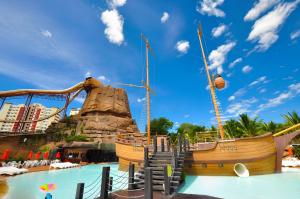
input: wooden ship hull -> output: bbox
[115,130,300,175]
[184,133,276,176]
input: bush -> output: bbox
[294,146,300,159]
[65,135,88,143]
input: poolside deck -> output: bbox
[109,190,221,199]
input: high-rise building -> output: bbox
[0,103,25,132]
[0,103,60,133]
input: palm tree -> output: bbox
[223,119,243,138]
[283,111,300,126]
[237,114,262,137]
[261,121,277,133]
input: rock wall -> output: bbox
[76,85,139,143]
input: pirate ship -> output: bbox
[115,28,300,175]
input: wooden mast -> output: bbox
[197,26,225,140]
[141,35,151,145]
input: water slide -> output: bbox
[0,77,101,123]
[234,163,249,177]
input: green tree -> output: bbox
[177,123,206,143]
[237,114,263,137]
[261,121,278,133]
[149,117,174,135]
[223,119,243,138]
[283,111,300,126]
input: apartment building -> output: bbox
[0,103,60,133]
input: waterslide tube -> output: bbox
[234,163,249,177]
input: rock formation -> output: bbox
[76,84,139,143]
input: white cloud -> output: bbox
[228,57,242,68]
[228,95,235,101]
[211,24,227,37]
[226,97,257,116]
[97,75,110,83]
[205,85,210,90]
[161,12,169,23]
[247,1,300,51]
[137,97,146,103]
[290,29,300,40]
[242,65,252,73]
[85,71,92,78]
[259,88,267,93]
[101,9,124,45]
[255,83,300,114]
[208,41,236,74]
[75,96,85,104]
[107,0,127,8]
[244,0,279,21]
[228,76,268,102]
[175,40,190,54]
[226,73,233,77]
[41,30,52,38]
[196,0,225,17]
[249,76,267,86]
[184,114,190,118]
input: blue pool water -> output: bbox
[5,164,125,199]
[5,165,300,199]
[180,167,300,199]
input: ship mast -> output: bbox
[115,35,153,145]
[142,35,151,145]
[197,26,225,140]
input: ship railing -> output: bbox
[273,123,300,137]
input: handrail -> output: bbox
[273,123,300,137]
[116,133,148,146]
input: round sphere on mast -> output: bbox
[214,74,225,89]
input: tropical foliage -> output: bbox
[283,111,300,125]
[177,123,206,143]
[149,117,174,135]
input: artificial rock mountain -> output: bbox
[76,84,139,143]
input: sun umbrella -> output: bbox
[55,152,61,159]
[28,151,33,160]
[43,151,49,159]
[35,152,41,160]
[39,183,56,192]
[1,149,10,161]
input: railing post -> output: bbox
[161,138,165,152]
[128,163,135,190]
[144,147,149,168]
[167,139,170,152]
[145,168,153,199]
[178,136,182,153]
[109,177,113,191]
[173,147,178,168]
[153,136,157,153]
[100,166,110,199]
[75,183,84,199]
[163,166,170,195]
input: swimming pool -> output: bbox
[5,165,300,199]
[5,164,124,199]
[180,167,300,199]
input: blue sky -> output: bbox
[0,0,300,131]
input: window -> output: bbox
[218,163,224,168]
[201,163,207,168]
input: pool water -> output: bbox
[5,165,300,199]
[5,164,124,199]
[180,167,300,199]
